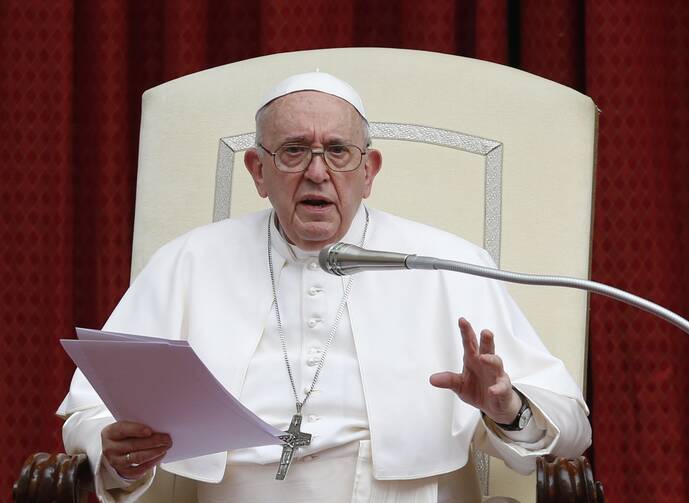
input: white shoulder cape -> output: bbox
[59,207,590,484]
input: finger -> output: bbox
[103,421,153,442]
[103,433,172,465]
[429,371,465,393]
[458,318,478,357]
[479,329,495,355]
[106,432,172,453]
[479,353,505,374]
[478,354,506,385]
[117,451,166,480]
[119,445,170,468]
[127,433,172,455]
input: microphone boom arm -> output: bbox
[319,243,689,336]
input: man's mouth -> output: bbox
[302,199,330,206]
[299,197,333,208]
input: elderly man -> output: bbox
[59,73,591,503]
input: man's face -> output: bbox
[245,91,382,251]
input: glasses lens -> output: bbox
[277,145,310,171]
[326,145,362,171]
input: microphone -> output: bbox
[318,242,689,336]
[318,242,411,275]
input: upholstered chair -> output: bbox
[14,48,603,503]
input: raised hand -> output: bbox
[430,317,522,424]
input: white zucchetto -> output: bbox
[257,72,367,120]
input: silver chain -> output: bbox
[267,209,369,414]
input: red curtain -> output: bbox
[1,1,687,502]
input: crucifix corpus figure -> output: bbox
[276,412,313,480]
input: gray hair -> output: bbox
[255,102,371,148]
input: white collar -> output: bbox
[271,204,368,263]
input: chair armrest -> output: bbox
[13,451,603,502]
[13,452,93,503]
[537,455,604,503]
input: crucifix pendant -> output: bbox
[276,413,312,480]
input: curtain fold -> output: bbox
[586,2,689,500]
[0,0,76,495]
[1,1,687,501]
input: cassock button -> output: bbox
[307,356,320,366]
[307,318,318,328]
[308,262,318,271]
[308,286,319,296]
[308,414,320,422]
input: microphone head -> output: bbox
[319,242,411,276]
[318,242,356,276]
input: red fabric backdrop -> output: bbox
[1,1,687,502]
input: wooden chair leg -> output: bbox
[13,452,93,503]
[537,455,604,503]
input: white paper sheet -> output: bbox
[61,328,285,463]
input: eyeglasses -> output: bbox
[258,143,367,173]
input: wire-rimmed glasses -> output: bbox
[259,143,367,172]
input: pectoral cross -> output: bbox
[276,413,312,480]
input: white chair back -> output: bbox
[132,48,597,502]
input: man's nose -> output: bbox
[303,151,330,183]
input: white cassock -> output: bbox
[58,205,591,503]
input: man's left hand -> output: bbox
[430,317,522,425]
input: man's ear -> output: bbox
[245,148,269,198]
[362,148,382,199]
